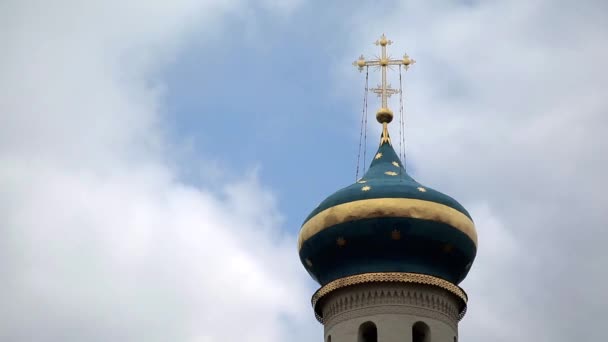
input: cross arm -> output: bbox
[387,59,406,65]
[363,60,381,66]
[371,87,400,95]
[353,59,381,71]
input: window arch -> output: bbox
[326,335,331,342]
[412,321,430,342]
[358,321,377,342]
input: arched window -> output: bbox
[358,321,377,342]
[326,335,331,342]
[412,321,430,342]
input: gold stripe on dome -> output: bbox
[311,272,468,323]
[298,198,477,250]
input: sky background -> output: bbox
[1,0,607,341]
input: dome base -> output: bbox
[312,272,468,324]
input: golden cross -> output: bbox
[353,34,415,144]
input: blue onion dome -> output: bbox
[297,132,478,287]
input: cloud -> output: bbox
[0,1,313,342]
[340,1,608,341]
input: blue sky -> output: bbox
[162,0,434,233]
[2,1,607,341]
[162,4,377,233]
[163,17,350,233]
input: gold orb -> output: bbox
[403,57,411,65]
[357,59,366,67]
[376,108,393,123]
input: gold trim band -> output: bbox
[311,272,468,323]
[298,198,477,250]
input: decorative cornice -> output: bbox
[311,272,468,323]
[323,288,460,331]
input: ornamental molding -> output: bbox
[311,272,468,323]
[321,283,460,331]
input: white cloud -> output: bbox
[0,1,313,342]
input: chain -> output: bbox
[355,66,370,180]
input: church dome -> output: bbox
[297,136,477,286]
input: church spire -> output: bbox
[299,33,477,342]
[353,34,415,145]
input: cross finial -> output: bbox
[353,34,415,144]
